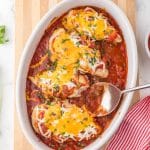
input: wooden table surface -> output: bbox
[14,0,139,149]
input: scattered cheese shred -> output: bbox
[30,54,48,69]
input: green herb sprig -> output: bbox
[0,26,9,44]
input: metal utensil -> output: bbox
[94,82,150,117]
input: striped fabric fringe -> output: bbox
[106,96,150,150]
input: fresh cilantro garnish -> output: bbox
[47,49,51,57]
[83,117,88,121]
[62,38,69,43]
[61,132,65,135]
[61,65,66,70]
[36,92,46,102]
[0,25,9,44]
[49,60,58,71]
[60,110,64,116]
[89,57,96,66]
[46,101,52,105]
[93,24,97,27]
[76,41,80,47]
[75,59,80,69]
[88,24,92,27]
[53,84,59,92]
[88,16,95,21]
[77,142,86,147]
[54,128,57,132]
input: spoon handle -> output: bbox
[121,83,150,94]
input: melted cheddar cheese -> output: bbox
[62,7,115,40]
[29,28,106,97]
[32,102,101,142]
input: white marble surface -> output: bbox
[0,0,149,150]
[0,0,14,149]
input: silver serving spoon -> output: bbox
[94,82,150,117]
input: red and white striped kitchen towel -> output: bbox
[106,96,150,150]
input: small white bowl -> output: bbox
[16,0,138,150]
[145,31,150,58]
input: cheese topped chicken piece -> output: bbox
[29,28,108,98]
[32,101,101,143]
[62,7,122,42]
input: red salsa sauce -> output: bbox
[26,6,128,150]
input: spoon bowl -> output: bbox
[94,82,150,117]
[94,82,122,117]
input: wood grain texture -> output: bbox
[114,0,135,30]
[14,0,138,149]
